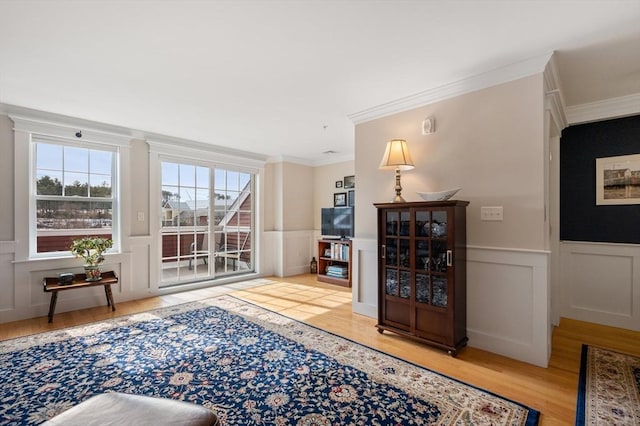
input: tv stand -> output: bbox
[317,239,351,287]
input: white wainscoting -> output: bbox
[351,238,378,318]
[467,246,550,367]
[559,241,640,330]
[263,230,316,277]
[0,241,17,312]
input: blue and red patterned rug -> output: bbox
[576,345,640,425]
[1,295,539,425]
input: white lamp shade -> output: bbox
[379,139,415,170]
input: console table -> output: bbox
[43,271,118,323]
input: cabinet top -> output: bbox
[374,200,469,208]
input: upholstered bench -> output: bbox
[42,392,220,426]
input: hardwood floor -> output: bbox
[2,273,639,425]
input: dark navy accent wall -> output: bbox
[560,114,640,244]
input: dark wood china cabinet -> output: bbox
[374,200,469,355]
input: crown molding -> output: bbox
[543,53,568,132]
[348,52,554,125]
[565,93,640,125]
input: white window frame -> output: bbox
[11,115,131,261]
[31,136,120,258]
[148,138,264,287]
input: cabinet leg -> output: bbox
[377,327,384,334]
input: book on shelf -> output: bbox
[326,265,348,278]
[328,242,350,261]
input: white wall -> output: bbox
[352,74,551,366]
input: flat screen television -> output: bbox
[321,207,354,239]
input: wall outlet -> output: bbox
[481,206,503,221]
[137,211,145,221]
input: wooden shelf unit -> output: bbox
[316,239,352,287]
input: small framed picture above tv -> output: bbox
[334,192,347,207]
[344,175,355,189]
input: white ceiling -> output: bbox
[1,0,639,164]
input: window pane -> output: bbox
[36,144,63,170]
[239,173,250,189]
[36,172,63,195]
[37,200,112,228]
[162,162,179,186]
[90,174,112,197]
[214,169,226,190]
[64,146,89,173]
[179,164,196,186]
[227,171,239,191]
[196,166,209,189]
[90,150,112,174]
[227,191,239,208]
[64,172,89,196]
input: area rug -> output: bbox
[0,295,539,425]
[576,344,640,425]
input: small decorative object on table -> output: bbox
[70,237,113,281]
[417,187,462,202]
[58,272,75,285]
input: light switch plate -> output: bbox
[481,206,503,221]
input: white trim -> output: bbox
[467,245,550,255]
[543,54,568,132]
[10,115,132,147]
[11,115,130,263]
[348,52,553,124]
[566,93,640,124]
[148,138,266,172]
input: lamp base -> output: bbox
[392,167,406,203]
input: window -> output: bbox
[33,139,117,256]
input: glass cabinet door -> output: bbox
[383,210,410,300]
[413,208,449,309]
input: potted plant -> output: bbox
[70,237,113,281]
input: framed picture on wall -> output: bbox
[596,154,640,205]
[334,192,347,207]
[344,175,355,189]
[348,190,355,207]
[335,180,343,188]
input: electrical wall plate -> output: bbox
[422,117,435,135]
